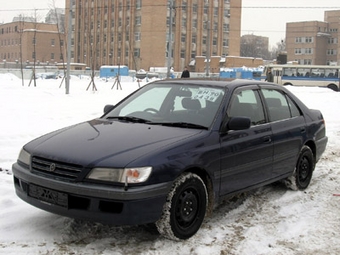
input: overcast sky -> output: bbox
[0,0,339,47]
[242,0,339,47]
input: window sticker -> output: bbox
[192,88,222,102]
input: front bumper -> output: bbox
[12,162,172,225]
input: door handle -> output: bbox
[263,136,272,143]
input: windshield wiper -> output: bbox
[148,122,207,130]
[106,116,148,123]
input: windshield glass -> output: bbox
[105,82,225,128]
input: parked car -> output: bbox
[12,79,328,240]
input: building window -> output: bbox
[295,37,302,43]
[213,22,218,30]
[305,48,312,54]
[328,38,338,44]
[135,16,141,26]
[193,4,197,13]
[327,49,337,55]
[182,17,186,27]
[305,37,313,43]
[181,34,185,43]
[51,39,55,46]
[136,0,141,9]
[51,53,55,60]
[192,35,196,44]
[303,59,312,65]
[134,48,140,57]
[181,50,185,58]
[214,7,218,17]
[213,38,217,46]
[193,19,197,28]
[135,32,141,41]
[295,48,302,54]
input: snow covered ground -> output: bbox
[0,73,340,255]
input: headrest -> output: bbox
[182,98,201,111]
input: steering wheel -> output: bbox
[143,108,159,114]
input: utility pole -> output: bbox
[205,20,211,77]
[65,0,73,94]
[167,0,174,79]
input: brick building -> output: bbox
[66,0,242,72]
[286,10,340,65]
[0,21,65,66]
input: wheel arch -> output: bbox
[327,83,339,92]
[183,167,215,216]
[304,140,316,163]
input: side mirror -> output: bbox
[227,117,251,130]
[104,104,115,114]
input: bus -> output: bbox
[261,64,340,91]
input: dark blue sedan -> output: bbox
[12,79,328,240]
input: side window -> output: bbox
[262,89,291,122]
[228,89,265,125]
[287,96,301,117]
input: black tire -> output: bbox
[327,84,338,92]
[284,145,315,191]
[156,173,208,240]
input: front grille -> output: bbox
[32,156,83,181]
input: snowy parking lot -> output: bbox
[0,74,340,254]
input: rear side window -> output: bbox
[262,89,297,122]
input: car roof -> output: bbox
[152,78,281,91]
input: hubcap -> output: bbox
[299,157,310,181]
[176,190,198,227]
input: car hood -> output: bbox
[25,119,203,167]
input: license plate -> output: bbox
[28,184,68,208]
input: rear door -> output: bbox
[219,85,274,195]
[260,87,306,177]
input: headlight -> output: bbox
[18,148,31,166]
[87,167,152,184]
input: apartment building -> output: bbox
[286,10,340,65]
[66,0,241,72]
[0,21,65,66]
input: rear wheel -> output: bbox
[156,173,208,240]
[284,146,315,190]
[327,84,338,92]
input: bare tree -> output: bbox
[86,15,97,91]
[17,15,25,86]
[48,0,67,88]
[28,9,41,87]
[269,39,286,61]
[240,35,270,59]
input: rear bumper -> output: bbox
[12,162,171,225]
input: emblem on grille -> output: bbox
[49,163,56,172]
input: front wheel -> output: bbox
[156,173,208,240]
[284,145,315,190]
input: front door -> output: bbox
[219,86,274,196]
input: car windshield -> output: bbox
[105,82,225,129]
